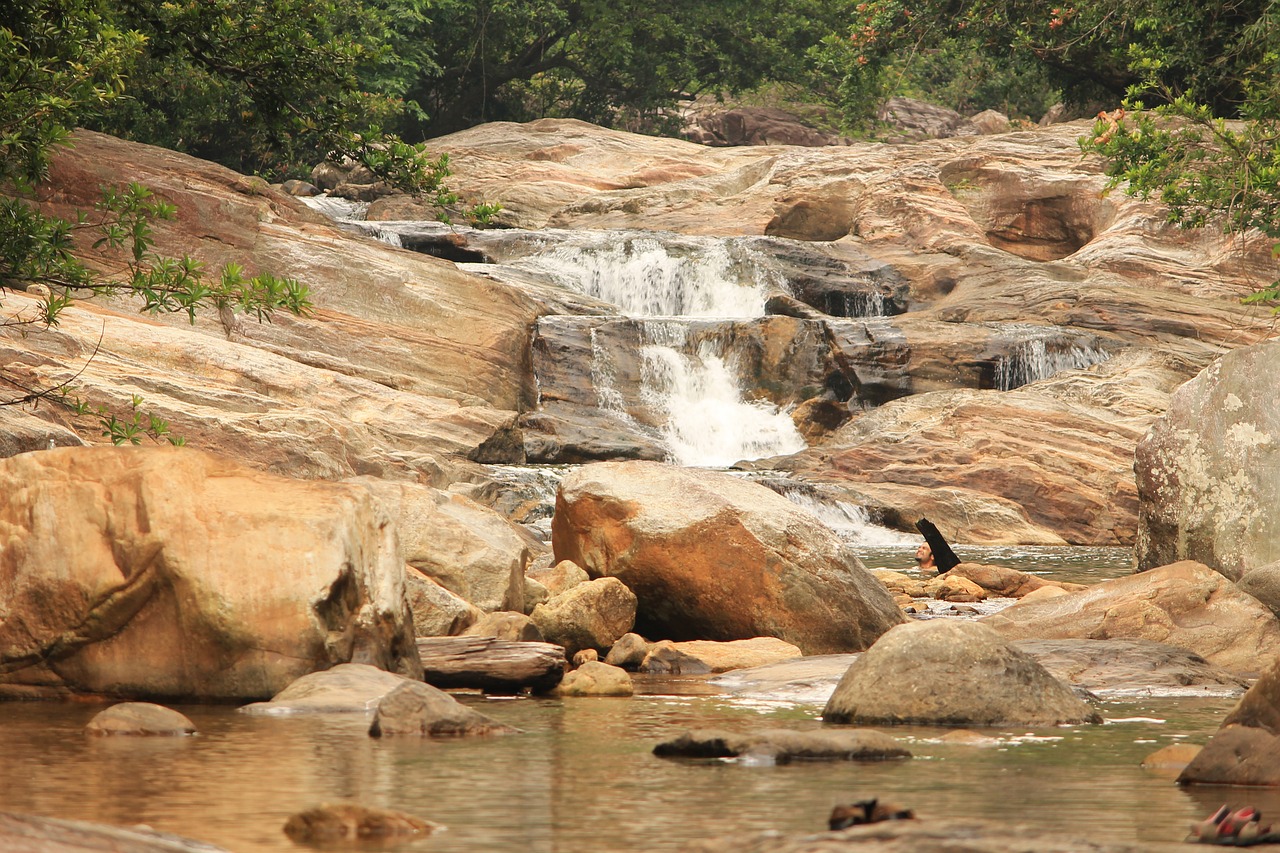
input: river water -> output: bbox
[2,208,1238,851]
[0,660,1261,853]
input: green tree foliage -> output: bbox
[1079,4,1280,309]
[823,0,1273,126]
[395,0,851,136]
[1,0,311,442]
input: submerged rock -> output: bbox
[823,620,1099,727]
[654,728,909,764]
[282,803,440,844]
[84,703,196,736]
[0,447,421,701]
[552,461,905,654]
[1011,639,1250,697]
[0,811,229,852]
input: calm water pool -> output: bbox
[0,547,1262,853]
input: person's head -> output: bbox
[915,542,935,569]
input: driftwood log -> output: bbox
[416,637,566,693]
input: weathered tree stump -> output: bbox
[416,637,566,693]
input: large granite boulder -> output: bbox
[980,561,1280,675]
[0,446,421,700]
[1178,656,1280,786]
[1135,340,1280,578]
[529,576,637,657]
[822,620,1099,727]
[551,461,905,654]
[352,478,531,613]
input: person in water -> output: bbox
[914,517,961,573]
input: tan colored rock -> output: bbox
[530,576,638,657]
[369,681,518,737]
[655,638,805,673]
[239,663,411,715]
[404,567,481,637]
[872,570,928,598]
[528,560,591,597]
[822,620,1099,727]
[640,640,712,675]
[552,461,905,654]
[5,130,545,483]
[1141,743,1202,777]
[925,574,988,602]
[604,633,650,669]
[461,611,544,642]
[283,804,440,843]
[946,563,1087,597]
[1021,585,1070,602]
[553,661,634,697]
[0,447,421,701]
[353,478,529,613]
[571,649,599,667]
[85,703,196,736]
[980,561,1280,674]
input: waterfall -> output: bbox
[509,233,781,318]
[995,337,1111,391]
[778,492,917,547]
[639,339,806,467]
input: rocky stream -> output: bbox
[3,114,1280,851]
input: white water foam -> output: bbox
[640,340,806,467]
[511,234,781,318]
[995,338,1110,390]
[781,493,918,547]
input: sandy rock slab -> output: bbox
[0,446,421,701]
[0,811,229,853]
[980,560,1280,675]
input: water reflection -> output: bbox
[0,686,1259,853]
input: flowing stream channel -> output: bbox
[7,204,1239,852]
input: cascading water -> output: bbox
[509,232,780,318]
[995,333,1112,391]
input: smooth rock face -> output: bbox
[1179,655,1280,786]
[822,620,1099,727]
[0,447,421,701]
[979,561,1280,674]
[239,663,412,715]
[0,810,231,853]
[1136,341,1280,578]
[530,576,638,657]
[1010,640,1250,697]
[369,681,518,737]
[84,703,196,736]
[551,461,906,654]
